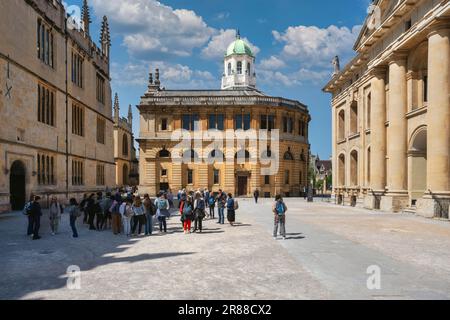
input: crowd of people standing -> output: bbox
[23,186,289,241]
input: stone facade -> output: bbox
[0,0,115,212]
[138,72,310,197]
[324,0,450,218]
[113,93,139,187]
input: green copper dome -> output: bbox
[225,36,254,58]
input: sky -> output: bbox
[67,0,371,159]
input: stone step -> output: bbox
[403,207,417,214]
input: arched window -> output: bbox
[338,154,346,186]
[350,101,358,134]
[247,62,251,75]
[208,149,225,163]
[158,149,171,158]
[350,150,358,186]
[227,63,231,75]
[338,109,345,141]
[283,151,294,161]
[122,134,129,156]
[237,61,242,75]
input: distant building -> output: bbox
[323,0,450,217]
[0,0,114,212]
[137,33,311,198]
[113,94,138,187]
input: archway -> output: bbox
[10,161,26,210]
[408,127,427,206]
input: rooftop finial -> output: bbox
[81,0,91,36]
[100,16,111,57]
[155,68,160,86]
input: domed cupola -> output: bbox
[221,30,256,90]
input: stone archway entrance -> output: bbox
[10,160,26,211]
[408,128,427,206]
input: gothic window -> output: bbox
[37,84,55,127]
[71,51,83,88]
[96,164,105,186]
[237,61,242,75]
[72,159,84,186]
[72,104,84,136]
[37,153,55,185]
[37,19,54,68]
[96,74,105,104]
[122,134,129,156]
[96,117,106,144]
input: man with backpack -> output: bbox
[272,195,288,240]
[155,193,170,233]
[208,193,216,219]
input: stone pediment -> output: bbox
[354,0,402,50]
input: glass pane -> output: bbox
[217,114,224,131]
[260,115,267,129]
[182,115,190,130]
[235,115,242,130]
[244,114,251,130]
[209,114,216,129]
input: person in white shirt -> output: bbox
[120,199,133,237]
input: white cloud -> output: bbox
[201,29,260,60]
[111,62,217,89]
[272,24,361,68]
[92,0,215,58]
[259,56,286,70]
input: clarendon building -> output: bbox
[323,0,450,218]
[0,0,115,212]
[138,34,311,198]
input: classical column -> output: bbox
[417,24,450,217]
[427,26,450,193]
[369,67,387,195]
[384,52,409,211]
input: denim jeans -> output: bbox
[218,207,225,224]
[145,214,153,235]
[273,215,286,237]
[27,215,33,235]
[70,216,78,238]
[159,216,167,232]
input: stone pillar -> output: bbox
[368,67,387,209]
[418,25,450,218]
[382,53,409,212]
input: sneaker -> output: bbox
[283,237,286,240]
[273,236,277,240]
[51,232,55,236]
[32,236,41,240]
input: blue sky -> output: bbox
[67,0,370,159]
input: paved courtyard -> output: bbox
[1,198,450,300]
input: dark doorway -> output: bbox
[159,183,169,192]
[237,176,248,197]
[10,161,26,211]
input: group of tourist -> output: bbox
[23,186,288,240]
[176,188,239,234]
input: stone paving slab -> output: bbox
[0,207,328,300]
